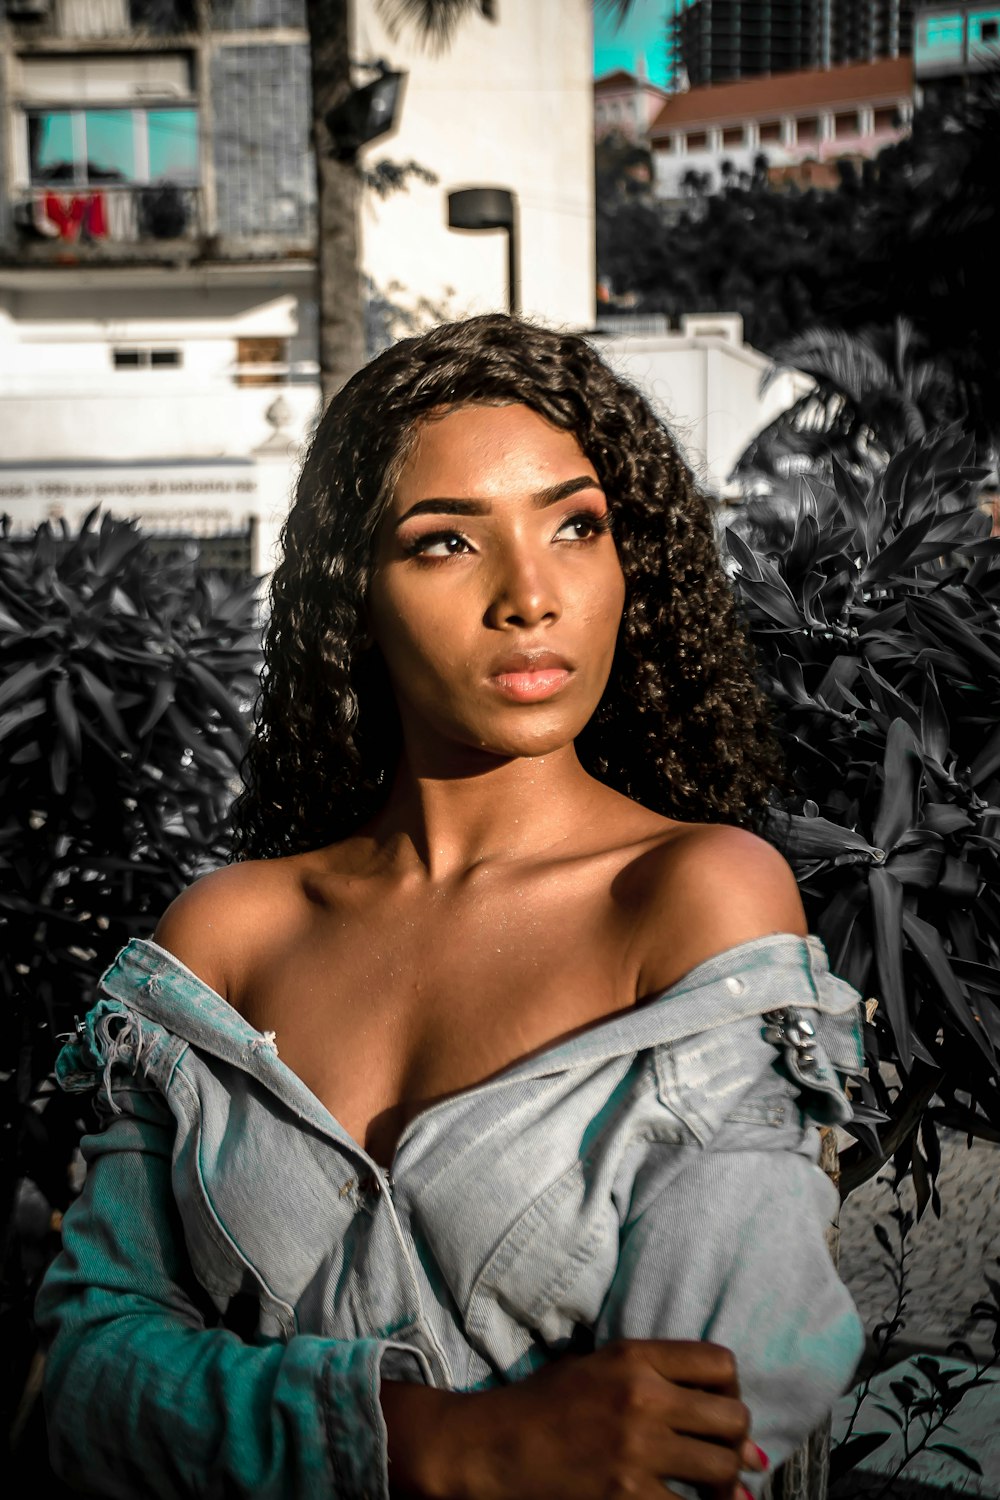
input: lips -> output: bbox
[488,649,573,703]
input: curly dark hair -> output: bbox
[231,314,783,859]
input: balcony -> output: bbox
[3,0,197,38]
[11,183,204,262]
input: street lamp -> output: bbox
[447,187,519,316]
[325,62,407,160]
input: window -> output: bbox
[113,347,182,368]
[235,337,288,387]
[685,131,708,152]
[796,116,819,143]
[872,106,899,133]
[27,108,198,187]
[758,120,782,143]
[979,18,999,43]
[834,111,858,138]
[722,125,743,147]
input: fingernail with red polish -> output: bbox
[741,1486,754,1500]
[754,1445,770,1471]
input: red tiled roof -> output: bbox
[649,55,913,136]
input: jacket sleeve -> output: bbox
[35,1074,431,1500]
[593,974,866,1486]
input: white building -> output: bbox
[0,0,595,567]
[592,315,812,499]
[650,54,914,197]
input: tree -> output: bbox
[598,77,1000,448]
[311,0,635,401]
[736,319,974,486]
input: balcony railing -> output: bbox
[3,0,197,37]
[15,184,203,248]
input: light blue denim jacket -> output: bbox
[37,932,865,1500]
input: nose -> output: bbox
[484,541,561,630]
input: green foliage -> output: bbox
[0,512,259,1450]
[727,435,1000,1193]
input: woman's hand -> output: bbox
[382,1339,765,1500]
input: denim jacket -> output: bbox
[37,932,865,1500]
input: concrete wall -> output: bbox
[355,0,595,332]
[593,319,811,496]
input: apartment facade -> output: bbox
[667,1,914,88]
[913,2,1000,83]
[0,0,595,565]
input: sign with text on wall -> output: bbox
[0,464,260,536]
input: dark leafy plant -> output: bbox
[829,1171,999,1498]
[726,433,1000,1197]
[0,512,260,1466]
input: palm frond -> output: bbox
[375,0,495,49]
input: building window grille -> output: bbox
[796,116,820,143]
[722,125,743,147]
[112,347,182,368]
[834,111,859,138]
[758,120,782,143]
[26,108,198,188]
[685,130,708,152]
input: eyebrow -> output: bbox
[393,475,605,529]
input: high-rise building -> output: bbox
[667,1,914,89]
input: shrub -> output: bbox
[0,512,260,1460]
[727,433,1000,1201]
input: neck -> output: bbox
[365,738,602,881]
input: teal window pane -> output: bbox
[29,113,77,183]
[148,110,199,184]
[85,111,136,183]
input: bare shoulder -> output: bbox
[152,857,310,1001]
[629,822,807,998]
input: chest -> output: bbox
[237,874,641,1166]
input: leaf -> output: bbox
[0,655,57,715]
[869,868,915,1070]
[724,527,764,583]
[137,676,175,738]
[52,672,81,761]
[0,696,47,746]
[828,1431,891,1482]
[75,664,133,750]
[185,660,248,738]
[863,512,939,584]
[970,721,1000,787]
[780,814,874,863]
[902,910,996,1064]
[929,1444,983,1474]
[874,1222,893,1255]
[873,718,923,854]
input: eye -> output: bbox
[401,529,474,559]
[554,511,612,543]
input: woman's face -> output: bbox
[367,402,626,763]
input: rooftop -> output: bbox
[649,55,914,135]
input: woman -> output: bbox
[37,315,864,1500]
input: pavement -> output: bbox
[833,1129,1000,1495]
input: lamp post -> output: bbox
[446,187,519,316]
